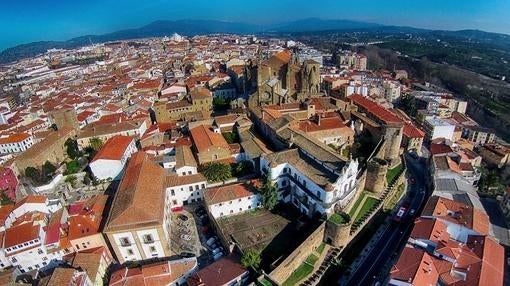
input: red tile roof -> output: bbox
[187,256,247,286]
[403,123,425,138]
[204,182,258,205]
[91,135,134,162]
[0,133,31,144]
[189,125,229,153]
[4,223,40,248]
[348,94,402,124]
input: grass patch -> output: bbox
[329,213,347,225]
[316,243,326,255]
[282,263,314,286]
[386,164,404,184]
[384,183,406,211]
[354,197,379,223]
[305,254,319,266]
[257,277,274,286]
[348,192,368,217]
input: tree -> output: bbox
[42,161,57,175]
[201,162,232,182]
[65,138,80,159]
[89,137,103,151]
[65,175,77,188]
[65,160,80,175]
[25,167,41,183]
[261,171,278,211]
[241,249,261,271]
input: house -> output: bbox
[390,215,504,286]
[297,115,354,148]
[477,143,510,169]
[103,152,171,263]
[189,124,232,165]
[0,133,34,154]
[70,246,114,286]
[89,135,137,180]
[204,182,262,218]
[109,257,198,286]
[0,167,18,201]
[187,256,248,286]
[77,118,148,149]
[46,267,91,286]
[14,127,76,173]
[166,174,207,210]
[261,147,359,216]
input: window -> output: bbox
[42,257,48,261]
[219,203,222,206]
[201,184,205,188]
[230,210,234,214]
[120,237,131,247]
[188,171,192,175]
[195,185,199,191]
[239,208,242,211]
[28,267,33,271]
[149,246,157,253]
[37,249,43,254]
[42,262,47,266]
[238,199,242,202]
[220,212,224,216]
[248,206,252,209]
[11,257,16,263]
[143,234,154,244]
[182,172,186,176]
[35,264,39,268]
[127,249,134,255]
[171,190,175,196]
[189,186,193,192]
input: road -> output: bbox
[344,155,429,286]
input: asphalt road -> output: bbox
[345,155,429,286]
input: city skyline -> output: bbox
[1,0,510,50]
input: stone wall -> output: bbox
[365,158,388,195]
[324,220,351,248]
[269,222,326,285]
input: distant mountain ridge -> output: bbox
[1,18,509,64]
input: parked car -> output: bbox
[212,247,222,255]
[206,237,216,246]
[213,252,224,261]
[180,252,195,258]
[180,234,192,241]
[178,214,189,221]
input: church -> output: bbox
[251,49,321,106]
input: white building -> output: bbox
[204,182,262,218]
[423,117,456,141]
[0,133,34,154]
[89,135,137,180]
[261,148,359,216]
[166,174,208,210]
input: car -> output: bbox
[393,207,407,222]
[178,214,189,221]
[206,237,216,246]
[180,252,196,258]
[409,209,416,216]
[212,247,222,255]
[213,252,224,261]
[180,234,192,241]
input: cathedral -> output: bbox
[250,49,321,106]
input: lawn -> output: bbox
[316,243,326,255]
[386,164,404,184]
[353,197,379,223]
[305,254,319,266]
[329,213,347,225]
[257,277,274,286]
[384,183,406,211]
[348,192,368,217]
[282,263,314,286]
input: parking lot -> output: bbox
[172,204,226,268]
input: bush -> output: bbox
[65,160,80,175]
[201,162,232,182]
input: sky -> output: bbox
[1,0,510,51]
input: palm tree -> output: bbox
[89,137,103,151]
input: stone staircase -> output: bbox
[300,247,342,286]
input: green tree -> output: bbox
[65,160,80,175]
[241,249,261,271]
[65,175,77,188]
[201,162,232,182]
[89,137,103,151]
[65,138,80,159]
[261,171,278,211]
[25,167,41,183]
[222,132,239,144]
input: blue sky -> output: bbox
[1,0,510,50]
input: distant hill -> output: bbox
[1,18,510,64]
[265,18,382,32]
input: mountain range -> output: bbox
[1,18,509,64]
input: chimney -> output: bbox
[262,110,265,120]
[317,114,321,126]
